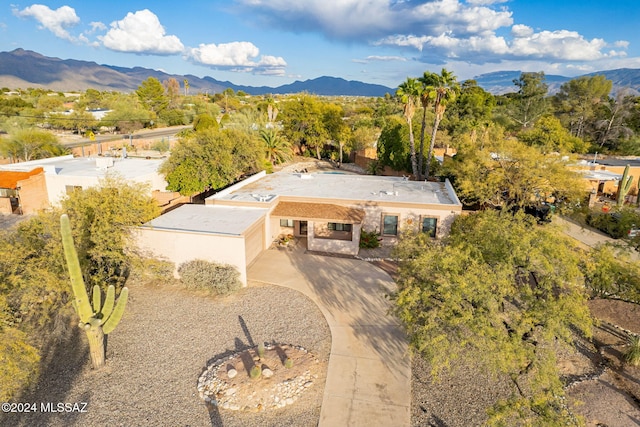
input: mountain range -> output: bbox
[2,49,640,97]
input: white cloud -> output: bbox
[378,27,626,63]
[366,55,408,62]
[99,9,184,54]
[186,42,287,75]
[236,0,512,39]
[237,0,628,69]
[510,30,624,61]
[88,21,106,33]
[465,0,508,4]
[511,24,533,38]
[14,4,80,41]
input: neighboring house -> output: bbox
[0,167,48,214]
[136,170,463,285]
[0,155,168,211]
[573,158,634,199]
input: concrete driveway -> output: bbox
[555,217,640,262]
[247,246,411,427]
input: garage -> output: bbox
[135,204,268,285]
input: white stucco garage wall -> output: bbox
[135,227,249,285]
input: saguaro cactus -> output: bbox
[60,214,128,369]
[617,164,633,206]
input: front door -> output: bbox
[299,221,308,236]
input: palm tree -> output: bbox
[261,128,292,165]
[417,72,438,180]
[424,69,459,180]
[396,78,422,178]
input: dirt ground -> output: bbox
[568,299,640,427]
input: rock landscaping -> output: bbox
[198,344,324,412]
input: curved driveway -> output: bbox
[248,246,411,427]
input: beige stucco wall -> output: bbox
[0,198,12,214]
[355,203,458,239]
[307,221,361,255]
[134,228,249,285]
[18,172,49,214]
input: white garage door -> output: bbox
[244,219,264,266]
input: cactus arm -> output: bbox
[92,285,101,314]
[102,287,128,335]
[100,285,116,321]
[617,165,633,206]
[60,214,93,324]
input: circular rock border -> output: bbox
[198,344,322,412]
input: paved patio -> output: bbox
[247,246,411,427]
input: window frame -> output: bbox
[328,222,352,232]
[279,219,294,227]
[381,214,399,236]
[421,216,438,238]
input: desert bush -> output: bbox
[0,327,40,401]
[625,335,640,367]
[359,229,380,249]
[177,260,242,295]
[586,207,640,239]
[129,257,175,287]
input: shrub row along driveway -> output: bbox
[248,245,411,427]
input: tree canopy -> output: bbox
[0,177,159,400]
[446,138,584,210]
[393,210,592,425]
[160,127,263,196]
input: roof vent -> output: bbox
[95,157,114,169]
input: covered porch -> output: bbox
[271,201,365,256]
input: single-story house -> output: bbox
[0,167,47,214]
[0,155,168,212]
[136,170,463,285]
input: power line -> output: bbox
[0,111,157,124]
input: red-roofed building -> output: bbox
[0,167,48,214]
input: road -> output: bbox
[61,125,191,148]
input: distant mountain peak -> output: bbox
[0,49,394,96]
[1,49,640,96]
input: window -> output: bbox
[382,215,399,236]
[280,219,294,227]
[328,222,352,232]
[421,217,437,238]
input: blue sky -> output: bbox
[1,1,639,89]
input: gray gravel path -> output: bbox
[1,282,331,427]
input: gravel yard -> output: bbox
[1,282,331,427]
[4,261,640,427]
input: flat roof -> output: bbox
[210,172,461,207]
[0,155,164,179]
[140,204,267,236]
[580,170,623,181]
[0,167,43,189]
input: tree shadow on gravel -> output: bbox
[0,325,91,427]
[203,316,259,427]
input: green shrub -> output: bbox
[284,357,294,368]
[177,259,242,295]
[0,327,40,401]
[625,335,640,367]
[257,342,265,359]
[250,364,262,379]
[586,207,640,239]
[129,257,175,287]
[359,229,380,249]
